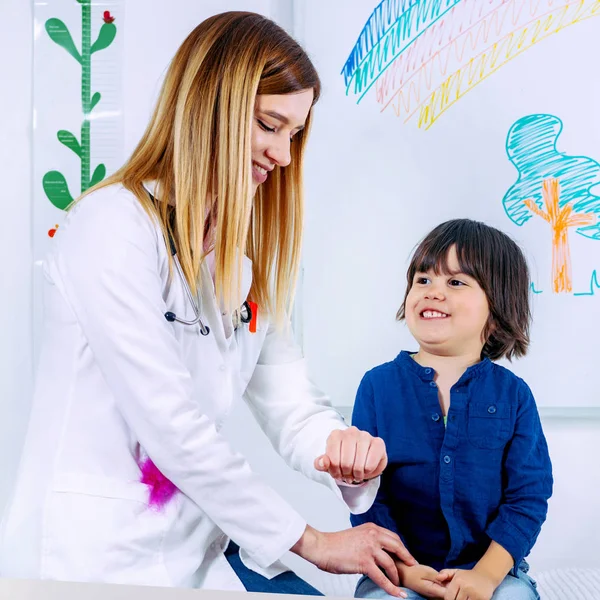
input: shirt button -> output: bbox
[432,413,440,422]
[488,405,497,414]
[429,381,437,387]
[424,368,432,374]
[443,455,451,464]
[219,364,226,372]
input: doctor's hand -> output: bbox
[314,426,387,484]
[291,524,416,598]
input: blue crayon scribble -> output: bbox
[341,0,462,103]
[503,114,600,241]
[530,282,543,294]
[574,270,600,296]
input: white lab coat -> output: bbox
[0,183,378,591]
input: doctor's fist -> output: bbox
[314,426,387,484]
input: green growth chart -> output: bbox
[42,1,117,211]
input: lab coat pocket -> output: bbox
[41,473,173,586]
[467,402,511,450]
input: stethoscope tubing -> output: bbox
[164,254,211,335]
[163,238,253,336]
[153,191,252,337]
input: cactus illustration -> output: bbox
[43,3,117,210]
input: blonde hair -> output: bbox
[80,11,320,322]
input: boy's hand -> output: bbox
[397,562,447,599]
[314,426,387,483]
[436,568,496,600]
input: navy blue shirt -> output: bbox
[350,351,553,572]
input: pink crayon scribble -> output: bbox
[139,457,178,510]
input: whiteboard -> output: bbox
[294,0,600,409]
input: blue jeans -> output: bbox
[355,561,539,600]
[225,541,324,596]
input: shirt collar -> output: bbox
[394,350,491,384]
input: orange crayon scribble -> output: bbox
[524,178,596,294]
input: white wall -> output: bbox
[528,419,600,568]
[0,0,34,520]
[0,3,598,595]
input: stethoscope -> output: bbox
[147,191,253,337]
[163,231,253,336]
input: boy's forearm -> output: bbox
[473,540,514,588]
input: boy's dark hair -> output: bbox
[396,219,531,361]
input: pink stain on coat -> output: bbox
[139,457,178,510]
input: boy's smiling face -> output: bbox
[405,245,491,358]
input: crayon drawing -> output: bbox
[341,0,600,129]
[573,270,600,296]
[503,114,599,294]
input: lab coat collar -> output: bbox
[141,180,253,295]
[141,181,254,345]
[199,254,253,351]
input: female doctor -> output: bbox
[0,11,413,598]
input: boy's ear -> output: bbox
[482,314,497,344]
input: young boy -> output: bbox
[352,219,552,600]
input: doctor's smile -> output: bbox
[250,92,310,190]
[251,161,271,184]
